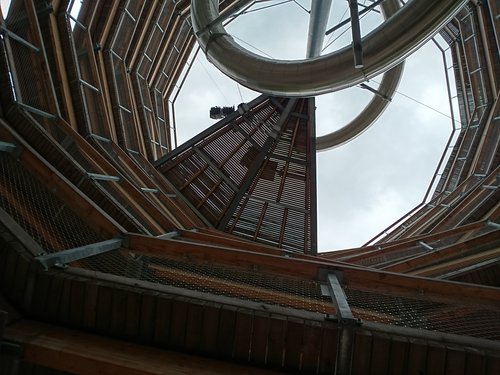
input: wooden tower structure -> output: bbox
[0,1,499,374]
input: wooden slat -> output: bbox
[185,302,203,351]
[44,273,64,321]
[486,356,500,375]
[200,302,220,355]
[407,341,428,375]
[124,289,141,339]
[445,347,465,374]
[300,321,322,373]
[95,285,113,332]
[28,268,52,319]
[68,277,87,327]
[250,312,270,365]
[4,320,286,375]
[110,287,128,335]
[152,295,171,346]
[266,314,286,368]
[318,326,337,374]
[465,350,487,375]
[217,306,237,357]
[426,344,446,375]
[351,332,372,374]
[232,308,253,362]
[57,275,74,325]
[169,297,188,348]
[83,281,99,330]
[283,317,303,371]
[12,253,31,307]
[370,334,392,374]
[138,291,158,342]
[388,337,409,374]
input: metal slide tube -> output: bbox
[316,62,404,151]
[191,0,467,96]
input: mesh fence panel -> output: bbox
[345,287,500,341]
[73,248,334,314]
[0,153,103,252]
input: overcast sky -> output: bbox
[173,0,459,251]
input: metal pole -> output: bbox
[306,0,333,58]
[348,0,363,68]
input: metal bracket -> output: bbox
[418,241,434,252]
[35,238,122,270]
[87,173,120,182]
[0,141,16,153]
[327,273,361,375]
[141,187,159,193]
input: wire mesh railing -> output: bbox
[345,286,500,341]
[72,248,334,315]
[0,152,103,253]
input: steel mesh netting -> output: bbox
[0,153,103,252]
[74,249,334,314]
[345,287,500,341]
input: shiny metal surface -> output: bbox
[191,0,467,96]
[306,0,333,58]
[316,62,404,151]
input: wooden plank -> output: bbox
[283,317,303,372]
[351,332,372,374]
[486,355,500,375]
[5,320,287,375]
[124,290,142,339]
[300,321,322,373]
[217,306,237,358]
[0,309,6,340]
[250,312,270,365]
[44,274,64,322]
[370,333,392,375]
[200,302,220,354]
[232,308,254,362]
[68,277,87,327]
[57,275,74,325]
[153,295,172,346]
[95,285,113,332]
[83,281,99,330]
[407,340,428,375]
[318,326,337,374]
[426,344,447,375]
[445,347,466,374]
[28,269,52,319]
[185,302,203,351]
[12,254,31,307]
[2,249,19,300]
[266,314,286,369]
[110,287,128,335]
[169,297,188,348]
[388,339,410,375]
[465,350,486,375]
[138,291,158,342]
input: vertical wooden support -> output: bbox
[0,310,7,343]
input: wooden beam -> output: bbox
[0,310,7,342]
[382,230,500,274]
[4,320,285,375]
